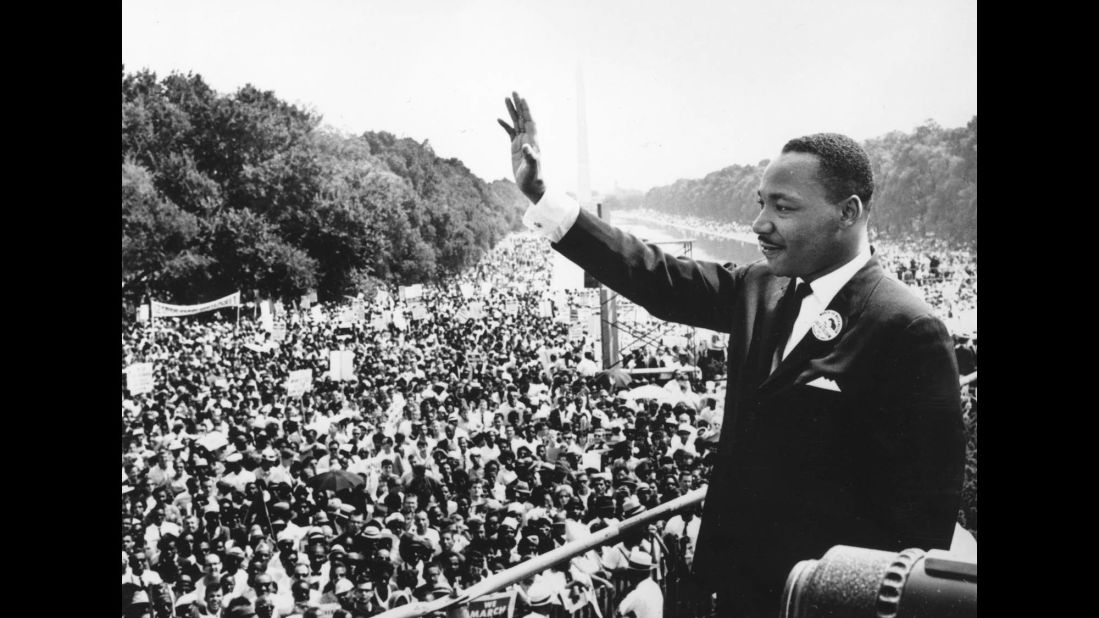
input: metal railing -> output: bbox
[374,488,708,618]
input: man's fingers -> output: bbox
[518,95,533,126]
[497,119,516,140]
[506,95,521,131]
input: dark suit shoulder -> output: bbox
[864,272,944,329]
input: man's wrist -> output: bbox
[522,187,580,242]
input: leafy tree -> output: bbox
[121,68,527,313]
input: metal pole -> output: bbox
[597,203,620,370]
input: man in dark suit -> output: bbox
[498,92,964,617]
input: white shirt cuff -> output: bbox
[522,188,581,243]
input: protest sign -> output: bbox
[136,306,149,323]
[375,288,390,307]
[329,350,356,381]
[126,363,154,395]
[662,334,688,350]
[460,283,475,298]
[285,369,312,397]
[466,591,514,618]
[272,322,287,342]
[568,324,585,341]
[581,451,602,472]
[504,301,518,316]
[399,284,424,300]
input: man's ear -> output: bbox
[838,195,864,227]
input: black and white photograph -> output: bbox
[121,2,977,617]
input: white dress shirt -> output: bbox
[779,249,872,362]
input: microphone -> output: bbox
[781,545,976,618]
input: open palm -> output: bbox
[498,92,546,202]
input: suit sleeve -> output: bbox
[861,315,965,550]
[553,209,744,333]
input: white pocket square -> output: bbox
[806,376,842,392]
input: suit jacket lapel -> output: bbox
[758,257,885,393]
[747,277,793,383]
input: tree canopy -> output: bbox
[121,67,527,309]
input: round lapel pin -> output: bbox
[811,310,843,341]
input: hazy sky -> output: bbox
[122,0,976,196]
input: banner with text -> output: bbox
[466,590,515,618]
[151,292,240,318]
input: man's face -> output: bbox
[403,495,418,514]
[309,547,326,571]
[253,573,275,595]
[293,564,311,581]
[754,152,849,280]
[204,586,223,612]
[205,555,222,577]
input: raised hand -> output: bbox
[497,92,546,203]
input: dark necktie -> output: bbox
[769,281,813,373]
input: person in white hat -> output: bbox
[221,452,256,494]
[617,549,663,618]
[520,581,557,618]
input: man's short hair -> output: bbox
[781,133,874,209]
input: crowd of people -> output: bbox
[122,234,725,618]
[121,229,976,618]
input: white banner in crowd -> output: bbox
[136,306,149,323]
[329,350,356,381]
[538,300,553,318]
[150,292,240,318]
[460,283,475,298]
[581,451,602,473]
[126,363,154,395]
[399,284,424,300]
[272,322,287,342]
[285,369,312,397]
